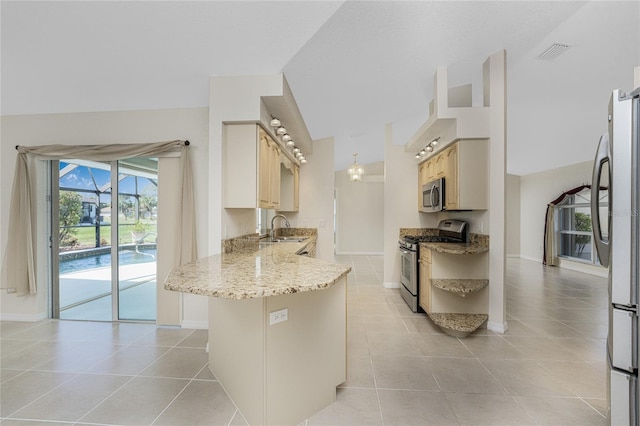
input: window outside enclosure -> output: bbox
[58,159,158,250]
[556,187,608,265]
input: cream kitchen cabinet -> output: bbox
[279,158,299,212]
[259,127,281,209]
[444,144,458,210]
[444,139,487,210]
[224,123,281,209]
[434,152,446,177]
[417,158,435,211]
[418,248,432,312]
[417,139,487,211]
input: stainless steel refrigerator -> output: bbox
[592,86,640,425]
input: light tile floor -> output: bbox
[0,257,607,425]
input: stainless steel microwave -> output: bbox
[422,178,444,213]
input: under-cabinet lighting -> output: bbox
[416,137,441,159]
[269,116,306,165]
[270,117,281,128]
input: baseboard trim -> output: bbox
[0,312,48,322]
[519,255,540,263]
[557,258,608,278]
[487,320,508,334]
[181,320,208,330]
[383,282,401,289]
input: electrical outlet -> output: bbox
[269,308,288,325]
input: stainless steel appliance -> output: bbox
[398,219,468,312]
[422,177,445,213]
[591,87,640,426]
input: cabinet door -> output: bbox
[419,250,432,313]
[425,159,435,181]
[418,163,426,211]
[269,143,281,208]
[293,165,300,211]
[258,131,272,208]
[435,153,446,177]
[445,144,458,210]
[418,160,435,211]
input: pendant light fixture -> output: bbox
[347,153,364,182]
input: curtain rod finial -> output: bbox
[184,140,190,146]
[15,145,19,150]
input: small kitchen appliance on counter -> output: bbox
[398,219,468,312]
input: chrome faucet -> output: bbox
[270,214,291,240]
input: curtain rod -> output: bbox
[15,140,190,150]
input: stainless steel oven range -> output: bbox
[398,220,469,312]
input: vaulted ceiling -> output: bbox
[2,1,638,175]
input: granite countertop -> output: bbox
[163,237,351,300]
[420,242,489,254]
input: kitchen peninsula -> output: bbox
[164,236,350,425]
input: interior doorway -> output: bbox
[51,158,158,321]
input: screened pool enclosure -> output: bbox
[55,158,159,321]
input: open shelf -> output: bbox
[431,279,488,297]
[428,312,488,338]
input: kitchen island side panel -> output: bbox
[265,277,346,425]
[208,277,347,426]
[208,296,266,424]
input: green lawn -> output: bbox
[61,222,158,249]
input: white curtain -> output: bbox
[1,140,196,296]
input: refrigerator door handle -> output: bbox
[591,132,612,267]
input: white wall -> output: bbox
[0,108,210,324]
[298,137,335,262]
[383,124,438,288]
[506,174,521,257]
[520,160,593,262]
[334,161,384,255]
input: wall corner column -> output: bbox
[486,50,508,334]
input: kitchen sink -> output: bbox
[270,237,307,243]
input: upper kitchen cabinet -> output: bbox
[417,159,435,211]
[444,140,488,210]
[224,123,282,209]
[279,156,299,212]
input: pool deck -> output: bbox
[60,262,156,321]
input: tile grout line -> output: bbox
[77,327,199,425]
[1,321,154,421]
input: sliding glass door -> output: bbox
[116,158,158,321]
[52,158,158,321]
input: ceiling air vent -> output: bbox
[537,42,573,61]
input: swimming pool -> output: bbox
[59,248,157,274]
